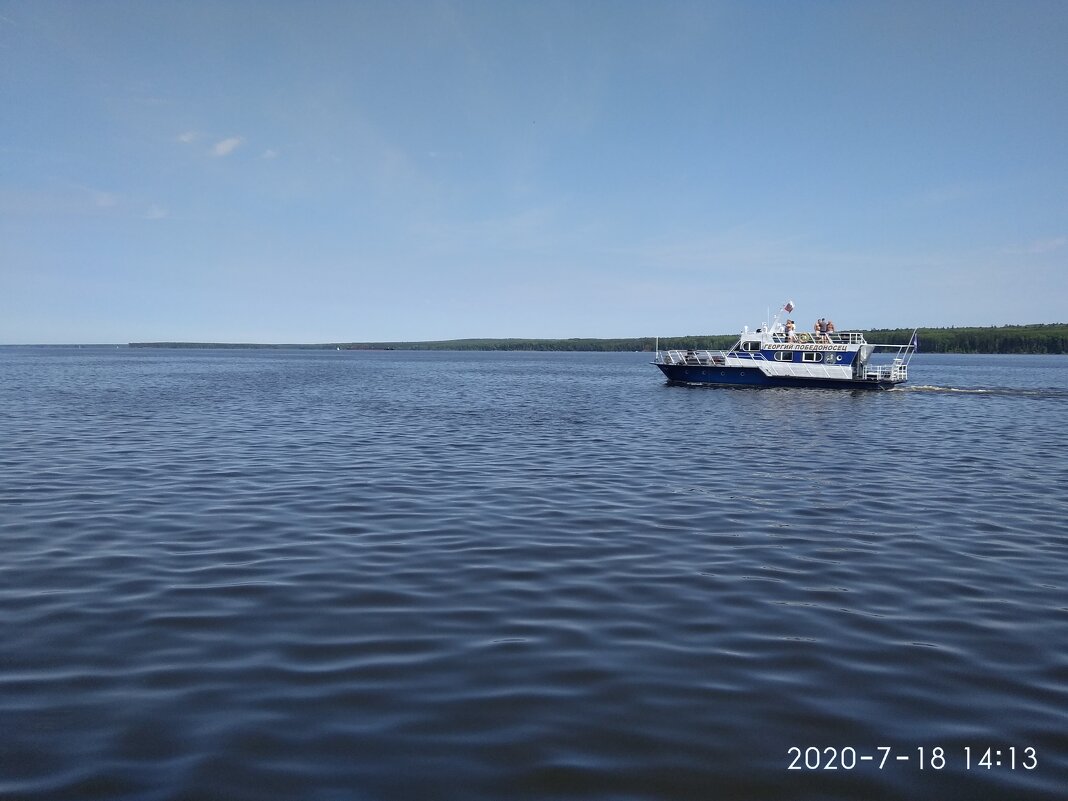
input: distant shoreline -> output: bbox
[128,324,1068,354]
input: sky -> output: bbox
[2,0,1066,343]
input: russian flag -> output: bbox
[783,300,794,313]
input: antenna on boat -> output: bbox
[905,328,918,365]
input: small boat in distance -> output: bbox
[654,304,916,389]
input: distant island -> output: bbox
[130,323,1068,354]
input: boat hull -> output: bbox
[655,363,900,390]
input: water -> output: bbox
[2,348,1066,800]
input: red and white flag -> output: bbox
[783,300,795,313]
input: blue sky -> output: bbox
[2,1,1066,343]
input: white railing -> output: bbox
[864,359,908,381]
[659,349,728,366]
[771,330,866,345]
[659,332,868,362]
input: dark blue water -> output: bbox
[2,348,1067,800]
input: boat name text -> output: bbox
[765,344,848,352]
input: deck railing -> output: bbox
[659,349,726,366]
[772,331,866,345]
[864,359,908,382]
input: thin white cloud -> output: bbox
[261,148,279,160]
[211,136,243,157]
[144,204,168,220]
[1002,237,1066,256]
[0,186,118,215]
[93,191,118,208]
[177,131,199,144]
[1026,237,1066,254]
[919,185,973,206]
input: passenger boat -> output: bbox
[653,305,916,389]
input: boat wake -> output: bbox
[895,385,1068,399]
[897,385,993,394]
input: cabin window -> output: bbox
[741,341,760,352]
[774,351,795,362]
[802,352,823,363]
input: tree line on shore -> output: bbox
[862,324,1068,354]
[129,323,1068,354]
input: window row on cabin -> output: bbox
[775,351,844,362]
[736,342,846,363]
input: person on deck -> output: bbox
[816,318,831,343]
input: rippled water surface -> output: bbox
[2,348,1067,800]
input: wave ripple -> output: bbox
[1,349,1067,800]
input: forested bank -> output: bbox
[130,323,1068,354]
[862,324,1068,354]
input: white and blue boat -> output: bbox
[654,304,916,389]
